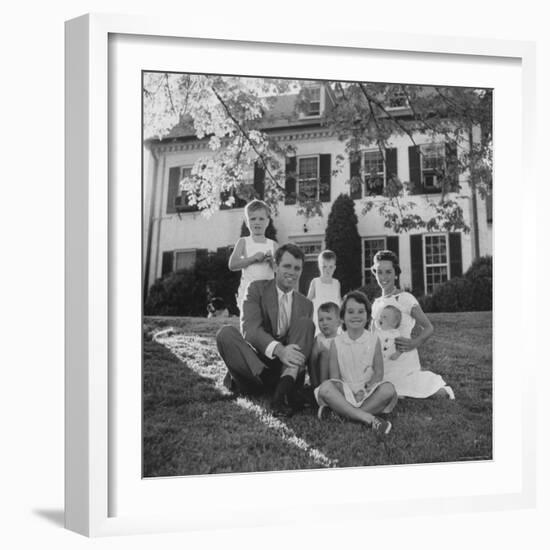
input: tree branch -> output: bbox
[210,85,286,194]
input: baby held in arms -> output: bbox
[375,305,402,361]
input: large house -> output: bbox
[143,83,492,301]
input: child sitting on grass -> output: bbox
[315,291,397,436]
[308,302,340,388]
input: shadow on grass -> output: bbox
[144,339,337,477]
[144,313,493,477]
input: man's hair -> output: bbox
[317,301,340,318]
[244,199,270,218]
[318,249,337,263]
[274,243,305,265]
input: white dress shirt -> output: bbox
[265,287,293,359]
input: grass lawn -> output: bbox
[143,312,492,477]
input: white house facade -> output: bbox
[143,87,492,300]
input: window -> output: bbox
[295,240,323,260]
[363,238,386,285]
[421,143,445,190]
[174,167,198,212]
[423,234,449,294]
[386,89,409,110]
[174,249,197,271]
[298,156,320,200]
[300,85,323,118]
[363,151,385,195]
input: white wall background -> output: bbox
[1,1,547,548]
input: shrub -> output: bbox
[416,255,493,313]
[431,277,475,312]
[355,281,381,304]
[325,194,362,294]
[416,293,435,313]
[464,255,492,311]
[144,253,240,316]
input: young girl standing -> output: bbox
[307,250,342,335]
[315,291,397,435]
[229,200,277,312]
[370,250,455,399]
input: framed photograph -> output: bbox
[65,13,536,537]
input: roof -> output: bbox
[149,92,323,144]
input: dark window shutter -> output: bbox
[408,146,422,194]
[385,148,398,184]
[486,192,493,223]
[386,235,400,287]
[445,142,459,190]
[166,167,180,214]
[319,154,331,202]
[410,234,424,295]
[196,248,208,263]
[449,232,463,279]
[285,157,297,205]
[253,161,265,199]
[161,251,173,277]
[349,154,362,200]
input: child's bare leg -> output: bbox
[359,382,396,414]
[308,360,320,388]
[317,381,374,425]
[319,350,330,385]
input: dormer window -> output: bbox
[300,85,324,118]
[386,89,409,110]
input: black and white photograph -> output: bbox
[142,73,493,477]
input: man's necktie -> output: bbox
[278,293,290,337]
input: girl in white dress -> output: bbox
[229,200,277,312]
[307,250,342,335]
[370,250,455,399]
[315,291,397,435]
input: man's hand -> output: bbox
[275,343,305,369]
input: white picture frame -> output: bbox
[65,13,536,537]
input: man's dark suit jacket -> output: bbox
[241,279,313,355]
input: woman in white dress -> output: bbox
[370,250,455,399]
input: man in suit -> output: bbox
[216,243,315,417]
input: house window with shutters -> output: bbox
[174,249,197,272]
[421,143,445,190]
[363,151,385,195]
[410,232,462,295]
[298,156,320,200]
[349,148,397,199]
[166,166,198,214]
[286,154,331,204]
[408,142,458,195]
[423,234,449,294]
